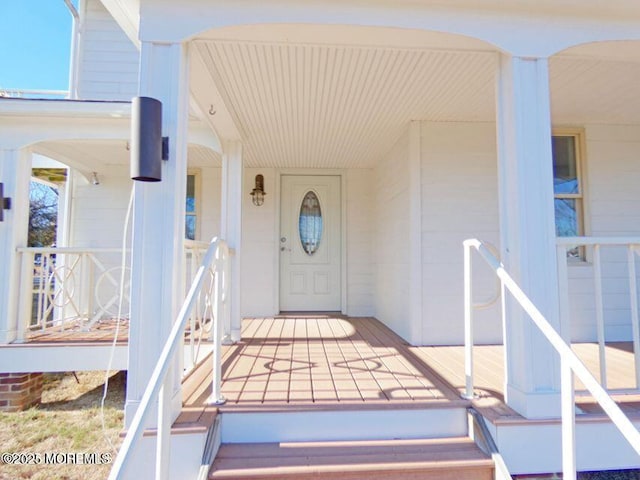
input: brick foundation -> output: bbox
[0,373,43,412]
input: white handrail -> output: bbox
[464,238,640,480]
[108,237,229,480]
[182,241,235,371]
[183,241,213,372]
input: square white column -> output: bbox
[221,141,243,343]
[408,121,424,346]
[496,54,561,418]
[0,148,31,344]
[125,41,190,427]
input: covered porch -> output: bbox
[177,314,640,476]
[185,315,640,414]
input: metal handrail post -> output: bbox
[593,245,607,387]
[628,246,640,388]
[209,245,227,405]
[463,240,474,399]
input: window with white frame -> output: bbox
[552,131,585,257]
[185,170,200,240]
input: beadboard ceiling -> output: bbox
[33,140,221,175]
[550,56,640,126]
[195,41,496,168]
[193,38,640,168]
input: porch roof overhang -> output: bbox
[187,32,640,169]
[101,4,640,170]
[0,98,222,175]
[0,98,131,120]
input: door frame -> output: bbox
[273,169,347,314]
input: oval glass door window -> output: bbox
[299,191,323,255]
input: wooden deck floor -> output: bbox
[183,315,640,422]
[183,316,467,412]
[20,318,203,345]
[22,318,129,344]
[415,341,640,419]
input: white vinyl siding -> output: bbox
[69,166,130,248]
[346,169,375,316]
[199,167,222,242]
[241,168,278,316]
[420,122,501,345]
[373,128,411,341]
[76,0,139,101]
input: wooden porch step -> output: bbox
[209,436,494,480]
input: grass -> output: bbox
[0,371,125,480]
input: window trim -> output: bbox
[186,168,201,241]
[552,127,589,260]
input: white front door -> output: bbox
[279,175,341,311]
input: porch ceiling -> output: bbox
[193,41,497,168]
[550,50,640,125]
[193,37,640,169]
[33,140,221,176]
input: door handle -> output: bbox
[280,246,291,252]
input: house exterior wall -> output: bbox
[240,168,375,317]
[76,0,139,101]
[567,124,640,341]
[420,122,501,345]
[67,167,132,316]
[69,167,131,248]
[371,121,502,346]
[416,122,640,346]
[373,129,411,341]
[59,125,640,346]
[345,169,375,317]
[241,168,278,316]
[197,166,222,242]
[70,164,221,247]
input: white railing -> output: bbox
[183,240,233,372]
[464,238,640,480]
[108,237,230,480]
[184,240,212,371]
[557,237,640,391]
[16,247,130,341]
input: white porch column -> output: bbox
[125,41,189,426]
[496,54,561,418]
[0,148,31,344]
[56,176,72,248]
[221,141,242,342]
[408,121,424,345]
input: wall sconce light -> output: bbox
[130,96,169,182]
[250,174,266,206]
[91,172,100,186]
[0,182,11,222]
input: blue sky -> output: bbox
[0,1,73,91]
